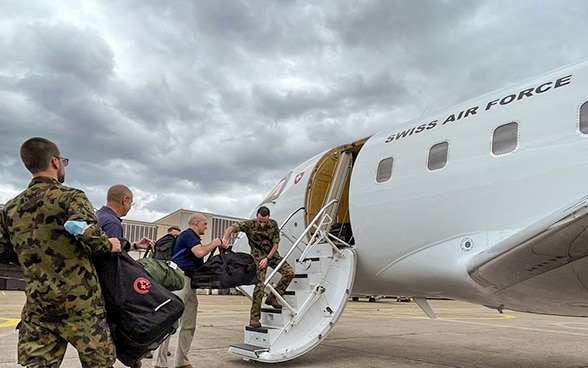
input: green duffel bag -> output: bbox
[136,258,185,291]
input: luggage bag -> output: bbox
[190,248,257,289]
[94,251,184,367]
[136,257,185,291]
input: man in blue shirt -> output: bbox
[96,184,155,366]
[153,212,228,368]
[96,184,153,251]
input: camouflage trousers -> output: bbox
[250,251,295,321]
[17,313,115,368]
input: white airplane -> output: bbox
[229,59,588,362]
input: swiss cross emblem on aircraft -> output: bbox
[294,172,304,184]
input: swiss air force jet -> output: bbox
[228,59,588,362]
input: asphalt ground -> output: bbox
[1,291,588,368]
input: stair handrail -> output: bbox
[278,206,308,251]
[264,199,339,288]
[279,206,305,232]
[296,212,339,261]
[263,211,336,315]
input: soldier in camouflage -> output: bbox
[0,137,122,368]
[222,206,294,327]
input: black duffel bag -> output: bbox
[190,248,257,289]
[93,250,184,367]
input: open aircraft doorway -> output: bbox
[304,138,368,245]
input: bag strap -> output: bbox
[112,251,123,307]
[171,230,197,260]
[171,245,188,260]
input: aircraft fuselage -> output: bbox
[235,60,588,317]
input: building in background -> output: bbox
[152,209,244,245]
[121,219,158,244]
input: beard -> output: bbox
[57,168,65,183]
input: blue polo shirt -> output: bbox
[96,205,131,251]
[97,206,122,238]
[171,228,204,275]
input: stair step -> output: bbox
[261,307,283,314]
[299,242,334,259]
[245,325,270,333]
[284,289,312,308]
[244,324,282,348]
[296,256,320,262]
[295,257,322,274]
[244,326,271,347]
[261,307,293,327]
[289,274,311,291]
[290,272,326,289]
[229,343,269,359]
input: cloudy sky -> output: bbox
[1,0,588,222]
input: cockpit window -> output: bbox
[376,157,394,183]
[261,172,292,204]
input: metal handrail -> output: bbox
[262,198,347,343]
[278,206,308,252]
[264,199,339,288]
[279,206,305,231]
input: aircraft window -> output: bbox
[376,157,394,183]
[492,122,518,155]
[580,101,588,134]
[261,172,292,204]
[428,141,449,170]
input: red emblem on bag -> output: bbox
[133,277,151,294]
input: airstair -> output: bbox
[228,200,357,363]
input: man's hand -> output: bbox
[135,237,155,249]
[259,257,269,270]
[109,238,122,253]
[220,238,230,249]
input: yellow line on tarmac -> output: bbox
[0,318,20,328]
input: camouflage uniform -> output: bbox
[232,218,294,322]
[0,176,116,368]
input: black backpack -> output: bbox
[152,234,176,261]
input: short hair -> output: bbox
[167,226,181,233]
[106,184,132,203]
[20,137,60,174]
[257,206,270,217]
[188,213,205,226]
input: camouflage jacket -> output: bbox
[0,176,113,323]
[232,218,280,255]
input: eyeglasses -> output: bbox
[56,157,69,167]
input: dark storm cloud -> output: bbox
[28,23,115,85]
[327,0,482,47]
[2,0,588,220]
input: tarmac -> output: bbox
[1,291,588,368]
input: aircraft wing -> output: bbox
[469,196,588,293]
